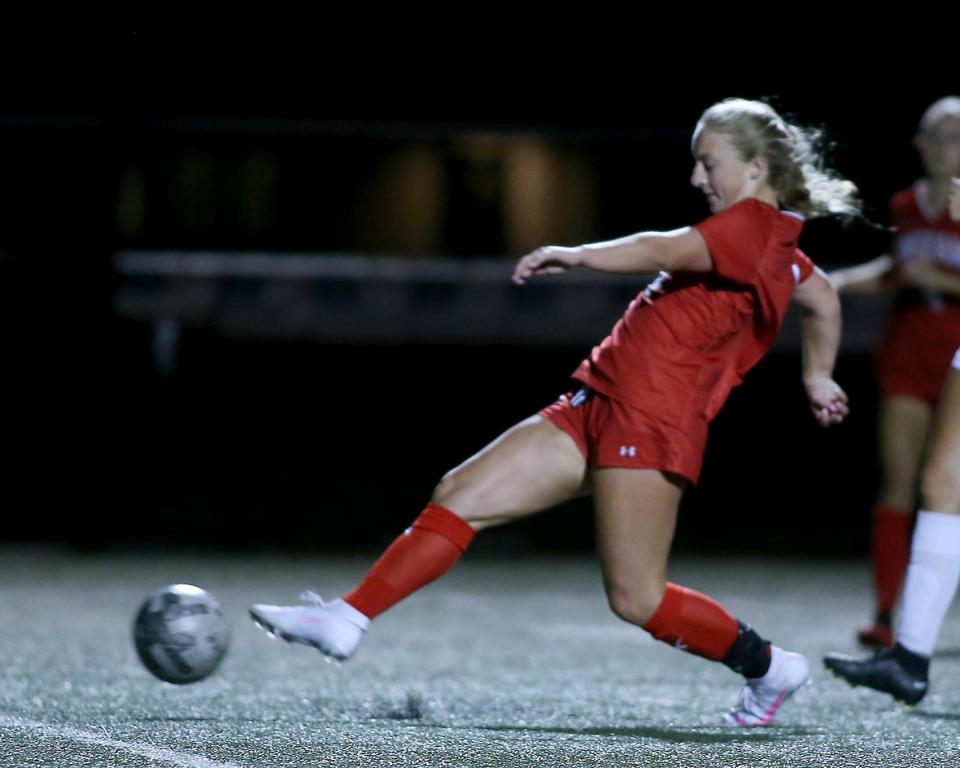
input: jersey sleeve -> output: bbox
[793,248,815,283]
[693,200,770,285]
[888,188,912,228]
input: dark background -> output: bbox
[1,39,954,554]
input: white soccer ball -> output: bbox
[133,584,231,684]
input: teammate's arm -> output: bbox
[828,254,895,293]
[900,260,960,297]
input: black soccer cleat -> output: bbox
[823,647,929,705]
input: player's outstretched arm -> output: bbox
[512,228,713,285]
[793,267,849,427]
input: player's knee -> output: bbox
[431,471,457,503]
[431,472,484,524]
[605,583,664,627]
[878,476,917,511]
[921,459,960,515]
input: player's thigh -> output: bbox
[432,414,587,529]
[922,370,960,514]
[592,467,684,623]
[878,396,933,505]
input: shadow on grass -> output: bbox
[138,716,224,723]
[473,723,818,744]
[908,709,960,722]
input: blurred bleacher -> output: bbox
[115,250,894,376]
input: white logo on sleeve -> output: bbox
[619,445,637,457]
[791,263,801,284]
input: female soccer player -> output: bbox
[825,181,960,703]
[830,98,960,648]
[251,99,856,726]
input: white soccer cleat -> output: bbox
[724,646,810,726]
[249,592,369,661]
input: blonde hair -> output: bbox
[918,96,960,135]
[694,98,860,219]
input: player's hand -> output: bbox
[512,246,583,285]
[900,259,941,289]
[805,375,849,427]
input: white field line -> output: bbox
[0,715,248,768]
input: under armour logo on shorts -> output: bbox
[619,445,636,457]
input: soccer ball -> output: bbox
[133,584,231,684]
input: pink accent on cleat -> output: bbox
[725,647,809,727]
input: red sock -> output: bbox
[343,503,476,619]
[871,505,912,618]
[643,583,741,661]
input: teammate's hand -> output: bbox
[805,375,849,427]
[900,259,942,289]
[512,246,583,285]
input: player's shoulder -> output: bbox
[717,197,776,219]
[720,198,800,226]
[889,185,918,215]
[698,198,780,234]
[729,199,804,243]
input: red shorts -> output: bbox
[539,386,707,485]
[876,305,960,407]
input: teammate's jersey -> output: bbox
[891,182,960,278]
[572,198,813,435]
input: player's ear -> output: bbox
[749,155,768,182]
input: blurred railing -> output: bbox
[115,251,890,371]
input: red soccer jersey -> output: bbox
[890,182,960,276]
[572,198,813,436]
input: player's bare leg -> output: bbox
[592,468,808,725]
[922,371,960,516]
[827,370,960,704]
[592,468,680,626]
[432,415,589,531]
[250,416,588,658]
[878,396,932,511]
[859,396,933,646]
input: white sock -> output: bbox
[897,511,960,657]
[330,598,371,629]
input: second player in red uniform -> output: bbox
[830,97,960,648]
[823,179,960,704]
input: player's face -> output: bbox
[691,130,764,212]
[916,116,960,180]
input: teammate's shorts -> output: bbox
[876,304,960,406]
[539,385,706,485]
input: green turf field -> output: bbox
[1,547,958,767]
